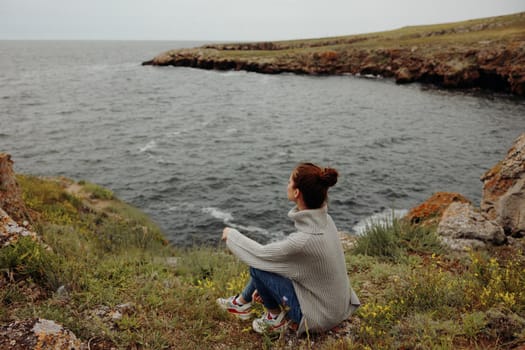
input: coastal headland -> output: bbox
[143,12,525,96]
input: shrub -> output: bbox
[461,311,487,340]
[356,300,396,343]
[0,237,61,291]
[400,262,468,314]
[352,220,403,262]
[352,216,442,262]
[467,251,525,313]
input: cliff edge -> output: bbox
[143,12,525,96]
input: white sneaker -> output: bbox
[252,311,288,334]
[216,295,253,320]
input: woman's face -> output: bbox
[287,172,297,202]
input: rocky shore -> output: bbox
[143,12,525,96]
[405,133,524,251]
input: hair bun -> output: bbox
[320,167,338,187]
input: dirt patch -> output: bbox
[65,182,113,212]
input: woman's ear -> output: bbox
[294,188,300,199]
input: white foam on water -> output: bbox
[202,206,281,239]
[202,207,233,223]
[352,208,408,235]
[139,140,157,153]
[219,70,246,77]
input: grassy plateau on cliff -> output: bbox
[145,12,525,96]
[1,176,525,349]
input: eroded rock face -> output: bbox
[481,133,525,237]
[0,319,82,350]
[0,153,30,224]
[438,202,506,250]
[405,192,471,226]
[497,178,525,237]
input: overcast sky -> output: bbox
[1,0,524,41]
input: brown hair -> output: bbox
[292,163,338,209]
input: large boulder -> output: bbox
[437,202,506,250]
[497,178,525,237]
[480,133,525,236]
[405,192,471,226]
[0,153,30,224]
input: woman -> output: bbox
[218,163,360,334]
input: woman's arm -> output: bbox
[223,227,307,277]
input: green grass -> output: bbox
[78,180,115,200]
[1,175,524,349]
[347,219,525,349]
[352,215,442,262]
[201,12,525,54]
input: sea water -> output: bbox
[1,40,524,244]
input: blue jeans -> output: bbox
[240,277,256,303]
[249,267,303,324]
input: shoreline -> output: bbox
[143,12,525,97]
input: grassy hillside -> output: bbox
[1,175,524,349]
[211,11,525,51]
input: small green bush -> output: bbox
[352,216,442,262]
[353,221,403,261]
[467,251,525,313]
[0,237,61,291]
[400,262,469,314]
[462,311,487,340]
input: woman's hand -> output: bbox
[221,227,229,241]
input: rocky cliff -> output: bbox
[143,12,525,96]
[406,133,525,251]
[0,153,31,225]
[481,133,525,237]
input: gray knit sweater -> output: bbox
[225,206,360,334]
